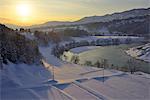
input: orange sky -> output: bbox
[0,0,149,26]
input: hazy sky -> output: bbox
[0,0,149,26]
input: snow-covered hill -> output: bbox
[77,8,149,24]
[30,12,149,37]
[126,43,150,62]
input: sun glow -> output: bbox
[16,4,30,17]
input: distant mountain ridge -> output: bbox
[76,8,149,24]
[30,7,150,28]
[5,7,150,29]
[29,21,72,28]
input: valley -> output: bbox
[0,7,150,100]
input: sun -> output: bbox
[16,4,30,17]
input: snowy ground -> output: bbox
[39,45,64,66]
[38,37,149,100]
[126,43,150,63]
[72,36,144,43]
[1,36,149,100]
[78,73,150,100]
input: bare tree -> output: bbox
[101,59,108,83]
[84,60,92,66]
[52,65,55,80]
[0,54,3,69]
[71,55,80,64]
[126,59,138,74]
[94,60,101,68]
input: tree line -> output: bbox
[52,37,134,58]
[0,24,41,69]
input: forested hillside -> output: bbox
[0,24,41,66]
[84,15,149,36]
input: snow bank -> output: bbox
[126,43,150,62]
[72,36,144,43]
[39,44,64,66]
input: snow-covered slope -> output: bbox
[77,8,149,24]
[1,63,52,100]
[79,73,150,100]
[39,44,64,66]
[126,43,150,62]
